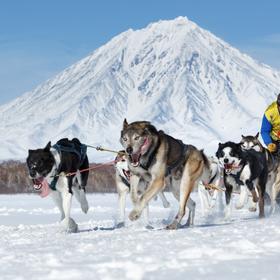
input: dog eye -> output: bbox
[229,152,234,156]
[134,136,140,140]
[122,137,127,142]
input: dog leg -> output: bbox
[73,186,89,214]
[198,183,211,216]
[79,188,89,214]
[59,177,77,233]
[50,190,65,221]
[270,182,277,214]
[270,170,280,214]
[224,183,233,221]
[167,158,203,230]
[185,197,196,226]
[257,185,265,218]
[116,185,129,227]
[235,184,248,209]
[158,191,170,208]
[248,196,257,212]
[130,175,140,205]
[257,171,267,218]
[143,204,153,228]
[129,177,165,221]
[74,171,89,214]
[167,177,197,229]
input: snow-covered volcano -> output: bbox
[1,16,280,161]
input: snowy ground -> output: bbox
[0,192,280,280]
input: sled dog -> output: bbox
[240,133,280,213]
[114,151,170,227]
[26,138,89,232]
[216,141,268,219]
[120,119,213,229]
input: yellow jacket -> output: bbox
[264,101,280,141]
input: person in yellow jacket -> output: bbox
[261,93,280,153]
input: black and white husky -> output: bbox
[240,133,280,213]
[114,151,170,227]
[216,141,268,219]
[26,138,89,232]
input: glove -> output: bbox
[267,143,277,153]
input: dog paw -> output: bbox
[166,221,179,230]
[251,190,259,203]
[129,210,141,221]
[61,217,78,233]
[81,202,89,214]
[235,202,245,210]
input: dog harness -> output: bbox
[49,140,87,190]
[139,132,188,175]
[165,134,189,176]
[120,175,130,188]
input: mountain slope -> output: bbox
[1,16,280,161]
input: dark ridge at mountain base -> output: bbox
[0,161,117,194]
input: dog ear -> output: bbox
[241,135,245,139]
[123,118,128,130]
[255,132,259,138]
[144,127,151,135]
[44,141,51,151]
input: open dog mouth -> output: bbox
[32,177,45,190]
[224,163,235,174]
[129,153,141,167]
[123,169,131,181]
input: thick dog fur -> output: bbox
[26,138,89,232]
[216,141,268,219]
[240,133,280,213]
[197,156,224,217]
[120,119,212,229]
[114,151,170,227]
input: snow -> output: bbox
[1,192,280,280]
[1,17,280,161]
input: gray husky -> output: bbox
[114,151,170,227]
[120,119,213,229]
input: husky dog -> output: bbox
[216,141,268,219]
[240,133,280,213]
[114,151,170,227]
[26,138,89,232]
[120,119,213,230]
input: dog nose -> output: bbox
[224,158,229,164]
[126,147,133,154]
[29,170,36,177]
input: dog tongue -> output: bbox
[40,179,51,198]
[224,163,232,170]
[131,153,140,164]
[33,178,50,198]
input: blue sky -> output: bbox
[1,0,280,105]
